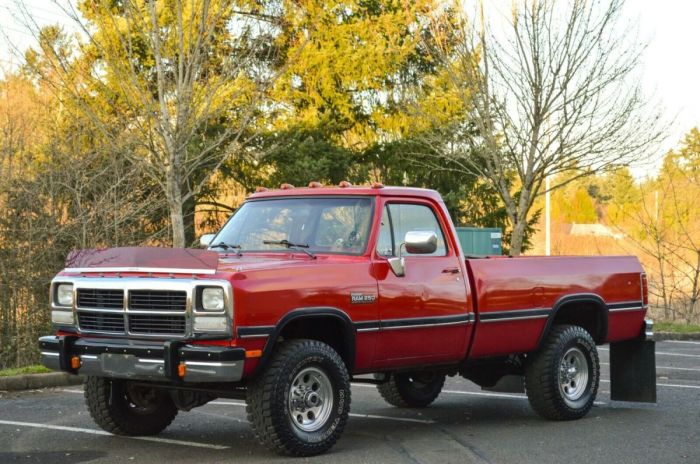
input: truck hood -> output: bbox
[65,247,220,274]
[64,247,325,275]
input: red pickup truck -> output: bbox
[40,184,656,456]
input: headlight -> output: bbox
[56,284,74,306]
[201,287,224,311]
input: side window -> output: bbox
[376,207,394,256]
[388,203,447,256]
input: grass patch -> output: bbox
[0,365,52,377]
[655,321,700,334]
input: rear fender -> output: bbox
[537,293,608,349]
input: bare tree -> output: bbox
[427,0,666,255]
[20,0,278,247]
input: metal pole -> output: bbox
[545,175,551,256]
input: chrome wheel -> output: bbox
[288,366,334,432]
[559,347,589,403]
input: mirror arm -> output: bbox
[387,243,406,277]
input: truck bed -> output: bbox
[465,256,646,358]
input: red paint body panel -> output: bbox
[468,319,548,358]
[55,186,649,378]
[226,254,379,371]
[466,256,646,358]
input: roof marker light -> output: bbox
[255,186,268,193]
[371,182,384,189]
[308,181,323,188]
[338,181,352,188]
[280,183,295,190]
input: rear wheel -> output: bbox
[525,324,600,420]
[246,339,351,456]
[377,371,446,408]
[84,376,178,435]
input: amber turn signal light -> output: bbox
[70,356,81,369]
[178,362,186,378]
[245,350,262,359]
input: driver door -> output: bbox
[371,200,471,368]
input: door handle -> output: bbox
[442,267,460,274]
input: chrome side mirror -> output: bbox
[404,231,438,254]
[199,233,216,248]
[387,231,438,277]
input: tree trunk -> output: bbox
[165,165,186,248]
[509,217,527,256]
[183,194,197,248]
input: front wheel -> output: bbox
[377,371,446,408]
[246,339,351,456]
[525,324,600,420]
[84,376,178,435]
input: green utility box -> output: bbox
[455,227,503,256]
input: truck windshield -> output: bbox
[214,197,374,255]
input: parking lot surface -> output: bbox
[1,340,699,464]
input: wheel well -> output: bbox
[549,301,606,344]
[278,316,354,370]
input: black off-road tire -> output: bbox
[525,324,600,420]
[84,376,178,436]
[246,339,351,456]
[377,371,446,408]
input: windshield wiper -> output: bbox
[263,239,316,259]
[210,242,243,256]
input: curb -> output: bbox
[0,373,83,392]
[654,332,700,341]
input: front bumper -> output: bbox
[39,335,245,383]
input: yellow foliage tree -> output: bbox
[271,0,465,147]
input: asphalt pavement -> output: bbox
[1,340,699,464]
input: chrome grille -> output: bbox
[58,277,231,339]
[129,290,187,312]
[78,312,125,333]
[77,289,124,309]
[129,314,186,335]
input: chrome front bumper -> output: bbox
[39,335,245,383]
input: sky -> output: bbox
[633,0,700,176]
[1,0,699,178]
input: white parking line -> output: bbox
[598,347,700,358]
[0,420,230,450]
[354,383,610,405]
[442,389,608,405]
[210,400,245,406]
[443,389,526,400]
[601,362,700,372]
[599,379,700,390]
[664,340,700,346]
[349,413,434,424]
[209,400,435,424]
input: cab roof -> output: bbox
[247,184,443,202]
